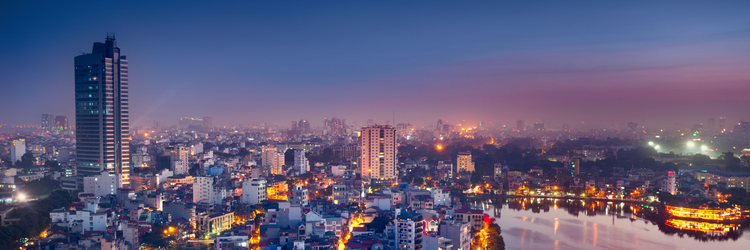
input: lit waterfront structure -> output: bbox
[74,35,130,188]
[665,205,744,222]
[360,125,397,182]
[665,219,739,234]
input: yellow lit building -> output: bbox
[457,152,474,173]
[198,211,235,236]
[167,175,195,185]
[267,180,289,200]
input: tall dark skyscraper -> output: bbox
[74,35,130,188]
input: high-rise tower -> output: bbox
[360,125,397,182]
[74,35,130,188]
[42,113,55,131]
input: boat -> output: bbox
[665,205,745,223]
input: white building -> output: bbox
[215,235,249,250]
[663,171,676,195]
[423,234,453,250]
[242,178,267,205]
[83,171,122,197]
[331,165,347,176]
[291,184,308,206]
[360,125,397,181]
[431,188,450,207]
[10,139,26,165]
[396,213,424,250]
[262,146,285,175]
[294,149,310,175]
[194,176,217,204]
[172,146,190,175]
[192,142,203,155]
[439,220,471,250]
[50,208,107,232]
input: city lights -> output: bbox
[687,141,695,147]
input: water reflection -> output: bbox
[473,198,750,250]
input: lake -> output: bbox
[472,198,750,250]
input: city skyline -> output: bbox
[1,1,750,128]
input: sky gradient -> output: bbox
[1,1,749,129]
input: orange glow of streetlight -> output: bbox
[436,145,443,150]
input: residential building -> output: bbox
[10,139,25,165]
[360,125,398,182]
[55,116,69,131]
[423,234,453,250]
[170,146,190,175]
[431,189,450,207]
[457,152,474,173]
[42,113,55,130]
[50,208,107,232]
[291,184,308,206]
[215,235,249,250]
[262,147,285,175]
[704,170,750,192]
[439,220,471,250]
[194,176,217,204]
[294,149,310,175]
[83,171,122,197]
[242,178,267,205]
[198,211,234,236]
[396,213,424,250]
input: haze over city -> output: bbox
[1,1,749,128]
[5,2,750,250]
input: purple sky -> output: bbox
[1,1,749,129]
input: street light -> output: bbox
[687,141,695,148]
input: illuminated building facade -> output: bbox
[396,213,423,250]
[74,36,130,188]
[665,171,676,195]
[170,146,190,175]
[198,211,234,236]
[569,158,580,177]
[457,152,474,173]
[262,146,285,175]
[704,170,750,192]
[83,171,121,197]
[360,125,397,181]
[42,113,55,130]
[241,178,266,205]
[54,116,69,130]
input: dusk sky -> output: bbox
[1,1,749,129]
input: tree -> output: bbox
[21,152,34,168]
[475,219,505,250]
[141,224,177,248]
[412,176,424,186]
[44,160,59,168]
[367,215,391,233]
